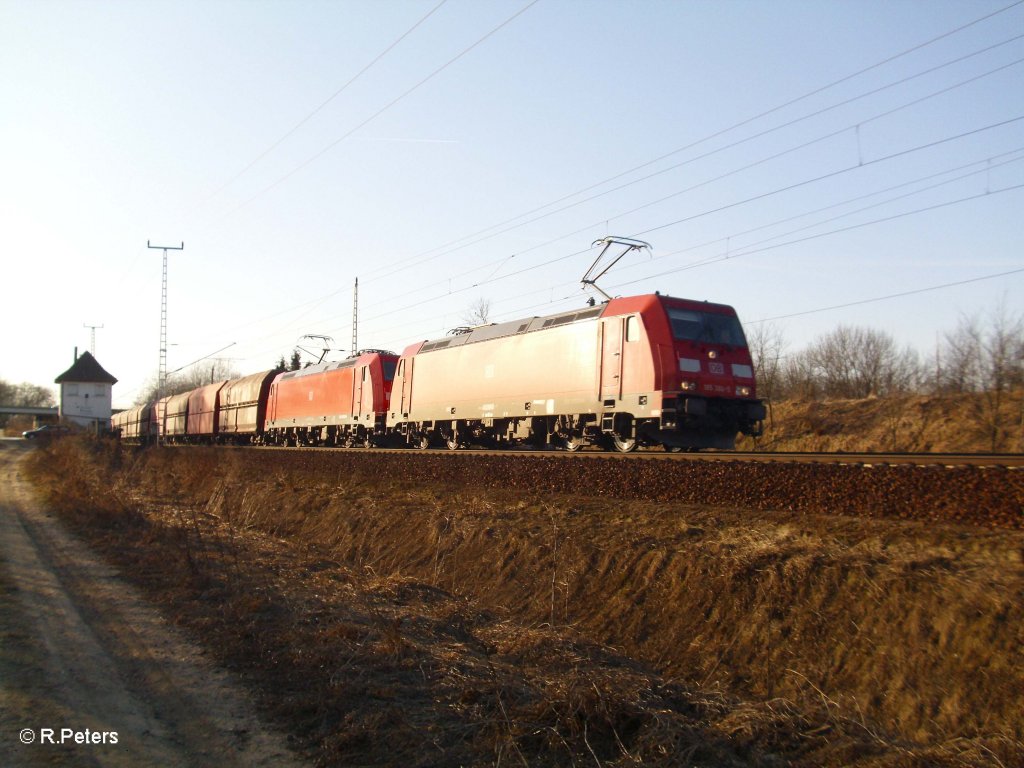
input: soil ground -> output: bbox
[13,437,1024,766]
[0,440,303,767]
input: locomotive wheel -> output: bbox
[445,435,461,451]
[610,434,637,453]
[415,433,430,450]
[562,435,585,452]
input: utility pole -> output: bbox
[83,323,103,356]
[351,277,358,355]
[148,240,184,443]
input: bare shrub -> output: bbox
[779,325,921,400]
[134,359,241,405]
[937,306,1024,450]
[23,435,137,526]
[746,322,787,402]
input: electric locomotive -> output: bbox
[387,293,765,451]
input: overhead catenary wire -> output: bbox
[221,0,541,220]
[199,0,450,206]
[749,267,1024,324]
[201,10,1024,344]
[365,152,1024,342]
[630,115,1024,240]
[623,147,1024,272]
[613,183,1024,289]
[427,56,1024,265]
[333,61,1024,321]
[347,103,1024,326]
[188,123,1024,369]
[345,116,1024,322]
[352,0,1024,282]
[331,148,1024,337]
[351,178,1024,328]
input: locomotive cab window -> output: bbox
[625,315,640,342]
[383,360,397,381]
[667,309,702,341]
[667,308,747,347]
[702,313,747,347]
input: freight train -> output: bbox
[112,293,765,452]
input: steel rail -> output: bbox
[236,444,1024,468]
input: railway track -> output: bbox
[240,443,1024,469]
[158,443,1023,529]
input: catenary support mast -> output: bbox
[147,240,184,443]
[351,277,358,355]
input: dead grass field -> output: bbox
[738,392,1024,453]
[24,438,1024,767]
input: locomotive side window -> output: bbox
[383,360,397,381]
[625,315,640,342]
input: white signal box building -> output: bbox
[55,350,117,431]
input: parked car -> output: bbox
[22,424,71,440]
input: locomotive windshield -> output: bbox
[667,308,747,347]
[382,359,397,381]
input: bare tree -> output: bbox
[462,297,492,326]
[0,378,55,407]
[14,383,56,407]
[0,379,14,406]
[134,360,241,405]
[746,322,786,401]
[937,316,983,394]
[940,306,1024,450]
[787,326,920,399]
[0,379,56,427]
[778,353,819,400]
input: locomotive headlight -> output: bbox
[681,380,698,391]
[736,385,751,397]
[707,350,718,359]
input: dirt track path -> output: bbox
[0,441,303,767]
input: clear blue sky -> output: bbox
[2,0,1022,407]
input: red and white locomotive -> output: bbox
[388,292,764,451]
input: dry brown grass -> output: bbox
[23,438,1024,767]
[741,391,1024,453]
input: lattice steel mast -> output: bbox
[351,277,358,355]
[83,323,103,356]
[147,240,184,408]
